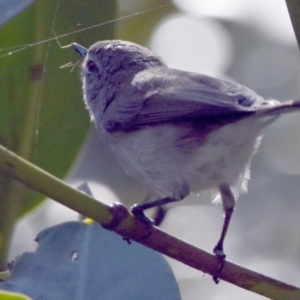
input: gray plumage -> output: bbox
[73,40,300,268]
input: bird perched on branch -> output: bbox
[72,40,300,281]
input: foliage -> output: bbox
[0,0,116,271]
[0,222,180,300]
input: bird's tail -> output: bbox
[256,99,300,117]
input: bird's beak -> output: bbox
[72,43,88,58]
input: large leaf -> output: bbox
[0,221,181,300]
[0,0,117,270]
[0,0,117,215]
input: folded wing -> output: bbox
[103,70,266,132]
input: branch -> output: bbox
[0,143,299,299]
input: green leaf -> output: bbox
[0,290,31,300]
[0,0,116,215]
[0,0,117,269]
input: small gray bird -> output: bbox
[72,40,300,263]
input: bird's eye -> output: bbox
[86,60,98,73]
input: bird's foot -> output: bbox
[212,243,226,284]
[131,204,154,225]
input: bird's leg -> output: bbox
[140,193,169,226]
[213,183,235,257]
[131,197,178,224]
[213,183,235,283]
[153,205,168,226]
[127,197,177,243]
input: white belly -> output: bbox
[102,117,268,201]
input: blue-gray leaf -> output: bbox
[0,0,35,26]
[0,221,181,300]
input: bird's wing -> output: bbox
[103,71,265,132]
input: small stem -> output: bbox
[0,175,13,270]
[0,0,49,270]
[19,0,46,160]
[0,144,112,224]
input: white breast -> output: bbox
[101,116,271,202]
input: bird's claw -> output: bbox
[213,243,226,284]
[131,204,154,225]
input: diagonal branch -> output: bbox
[0,143,299,299]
